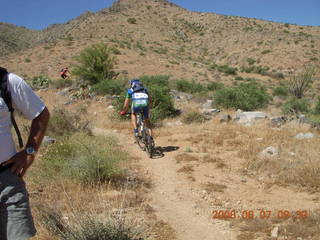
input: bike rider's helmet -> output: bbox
[129,78,145,92]
[129,78,140,87]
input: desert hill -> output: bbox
[0,0,319,83]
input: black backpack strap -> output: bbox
[0,67,24,148]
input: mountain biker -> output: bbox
[120,79,153,139]
[60,67,69,79]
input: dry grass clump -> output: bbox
[177,164,194,174]
[237,123,320,191]
[33,182,148,240]
[203,182,227,193]
[232,211,320,240]
[175,153,199,163]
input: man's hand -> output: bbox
[120,110,126,115]
[4,150,35,178]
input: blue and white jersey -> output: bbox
[126,88,149,108]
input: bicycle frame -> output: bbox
[135,111,154,158]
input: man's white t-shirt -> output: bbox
[0,73,45,164]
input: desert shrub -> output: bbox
[281,97,310,115]
[210,64,238,75]
[288,65,317,99]
[214,82,269,110]
[41,133,126,183]
[39,207,145,240]
[246,58,256,65]
[72,43,118,85]
[176,79,206,93]
[207,82,224,91]
[234,76,244,81]
[90,79,125,95]
[31,75,50,89]
[261,50,272,54]
[182,111,206,124]
[273,86,288,97]
[127,18,137,24]
[51,78,73,89]
[47,108,90,138]
[314,97,320,115]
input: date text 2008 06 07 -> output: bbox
[212,210,309,220]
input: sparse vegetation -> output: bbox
[47,108,90,138]
[127,18,137,24]
[51,78,73,89]
[182,111,206,124]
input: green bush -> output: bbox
[207,82,224,91]
[182,111,206,124]
[213,82,269,110]
[127,18,137,24]
[31,76,50,89]
[273,86,288,97]
[176,79,206,93]
[261,50,272,55]
[314,97,320,115]
[41,133,126,183]
[90,79,125,95]
[72,43,118,85]
[281,97,310,115]
[246,58,256,65]
[216,64,238,75]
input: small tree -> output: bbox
[72,43,118,85]
[288,66,317,99]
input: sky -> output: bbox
[0,0,319,30]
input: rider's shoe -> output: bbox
[134,128,139,137]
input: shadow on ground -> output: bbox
[152,146,179,158]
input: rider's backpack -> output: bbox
[0,67,24,148]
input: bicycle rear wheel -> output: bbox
[136,114,146,150]
[145,131,154,158]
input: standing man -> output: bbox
[0,67,50,240]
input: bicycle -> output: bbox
[135,111,155,158]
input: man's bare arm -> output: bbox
[6,107,50,177]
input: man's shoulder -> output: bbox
[8,73,23,87]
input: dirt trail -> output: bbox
[93,128,237,240]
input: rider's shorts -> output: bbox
[0,168,36,240]
[132,106,149,119]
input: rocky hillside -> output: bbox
[0,0,319,82]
